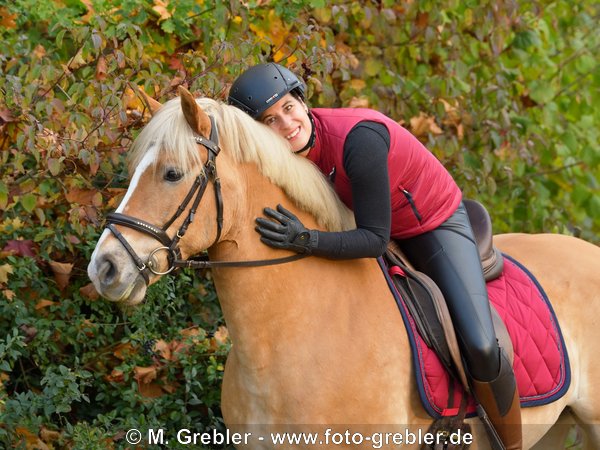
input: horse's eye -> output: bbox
[164,168,183,182]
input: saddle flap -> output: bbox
[385,244,471,393]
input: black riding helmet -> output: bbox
[228,63,306,119]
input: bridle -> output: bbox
[105,116,307,285]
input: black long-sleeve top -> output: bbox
[312,121,391,259]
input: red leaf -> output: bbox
[65,188,101,206]
[95,55,107,80]
[2,240,37,258]
[0,109,16,124]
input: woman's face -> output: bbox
[260,94,312,153]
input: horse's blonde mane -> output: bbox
[129,96,355,232]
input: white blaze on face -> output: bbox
[90,145,159,261]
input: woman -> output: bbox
[228,63,521,450]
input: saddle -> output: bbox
[384,199,512,394]
[383,204,571,449]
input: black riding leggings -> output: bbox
[398,202,501,381]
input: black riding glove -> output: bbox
[255,204,317,254]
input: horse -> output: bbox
[87,87,600,449]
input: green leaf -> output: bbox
[309,0,327,8]
[512,30,539,50]
[364,58,383,77]
[20,194,37,212]
[575,54,595,73]
[161,20,175,34]
[529,81,556,104]
[55,28,67,48]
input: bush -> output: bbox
[0,0,597,448]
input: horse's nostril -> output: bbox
[98,255,117,286]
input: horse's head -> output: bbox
[88,87,354,305]
[88,87,239,304]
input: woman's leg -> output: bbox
[398,203,522,450]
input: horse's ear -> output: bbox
[135,86,162,115]
[178,86,211,138]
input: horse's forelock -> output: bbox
[129,97,205,177]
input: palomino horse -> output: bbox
[88,87,600,449]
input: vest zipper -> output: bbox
[402,189,422,223]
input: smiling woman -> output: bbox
[260,95,312,152]
[228,62,530,447]
[87,87,600,450]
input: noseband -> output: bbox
[105,116,306,285]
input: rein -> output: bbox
[104,116,308,285]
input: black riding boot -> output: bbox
[471,350,522,450]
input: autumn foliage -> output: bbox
[0,0,598,448]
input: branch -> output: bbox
[497,161,586,185]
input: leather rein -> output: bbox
[105,116,307,285]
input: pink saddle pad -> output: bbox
[380,254,570,418]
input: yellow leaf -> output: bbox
[152,0,172,21]
[249,23,266,40]
[250,10,288,47]
[409,112,443,138]
[272,49,286,63]
[79,0,96,24]
[33,44,46,59]
[66,48,87,70]
[0,217,24,233]
[0,264,13,284]
[35,299,57,310]
[364,58,383,77]
[348,97,370,108]
[349,79,366,90]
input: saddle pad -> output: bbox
[379,254,571,419]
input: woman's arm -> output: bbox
[311,121,391,258]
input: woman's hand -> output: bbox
[255,204,316,254]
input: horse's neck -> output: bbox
[207,165,334,368]
[214,215,303,316]
[207,163,403,378]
